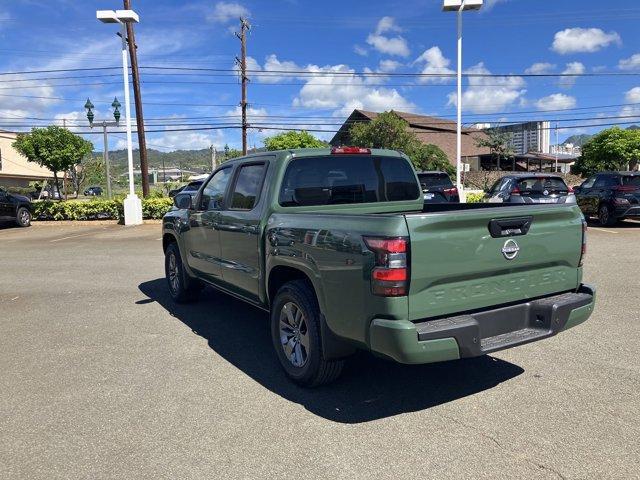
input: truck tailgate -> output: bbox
[404,205,584,321]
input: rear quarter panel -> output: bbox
[266,212,410,346]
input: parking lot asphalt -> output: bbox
[1,221,639,480]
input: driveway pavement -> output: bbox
[0,221,638,479]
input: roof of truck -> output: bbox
[223,148,407,163]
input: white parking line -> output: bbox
[589,227,618,234]
[49,232,95,243]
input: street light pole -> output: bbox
[102,122,112,199]
[443,0,482,202]
[85,97,121,200]
[456,5,463,197]
[97,9,143,225]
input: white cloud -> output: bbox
[378,59,402,73]
[353,45,368,57]
[551,28,621,54]
[560,62,585,88]
[292,63,416,116]
[535,93,576,111]
[366,17,410,57]
[208,2,250,23]
[447,63,526,114]
[619,54,640,71]
[525,62,556,75]
[484,0,509,10]
[626,87,640,103]
[413,47,454,84]
[619,87,640,124]
[260,54,302,83]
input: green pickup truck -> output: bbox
[162,147,595,386]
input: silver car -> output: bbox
[485,174,576,204]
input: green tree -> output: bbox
[349,111,454,174]
[13,126,93,200]
[222,144,243,162]
[572,127,640,176]
[476,128,515,170]
[263,130,327,150]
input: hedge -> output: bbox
[465,192,486,203]
[33,197,173,221]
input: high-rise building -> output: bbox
[488,121,551,155]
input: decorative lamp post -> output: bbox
[84,97,123,199]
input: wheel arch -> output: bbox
[267,264,356,360]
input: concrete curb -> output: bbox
[32,219,162,226]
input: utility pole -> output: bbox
[210,145,217,171]
[122,0,149,198]
[236,17,250,155]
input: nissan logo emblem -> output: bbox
[501,239,520,260]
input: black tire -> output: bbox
[270,280,344,387]
[165,242,203,303]
[598,203,617,227]
[15,207,31,227]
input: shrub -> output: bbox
[33,197,173,221]
[465,192,486,203]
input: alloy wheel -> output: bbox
[168,252,180,294]
[279,301,310,368]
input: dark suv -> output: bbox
[575,172,640,226]
[0,187,33,227]
[416,171,459,203]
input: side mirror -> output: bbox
[174,192,193,210]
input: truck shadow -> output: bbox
[138,278,524,424]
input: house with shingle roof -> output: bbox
[330,110,490,169]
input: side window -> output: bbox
[230,163,266,210]
[199,167,232,211]
[581,176,596,189]
[593,176,608,188]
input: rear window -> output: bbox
[622,176,640,187]
[516,177,568,193]
[279,155,420,207]
[417,173,453,189]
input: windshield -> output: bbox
[183,182,202,192]
[279,155,420,207]
[417,173,453,189]
[516,177,568,193]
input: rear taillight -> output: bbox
[511,187,521,196]
[568,186,575,194]
[364,236,409,297]
[331,146,371,155]
[443,186,458,196]
[579,219,587,267]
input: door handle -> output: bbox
[242,225,258,234]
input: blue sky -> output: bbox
[1,0,639,152]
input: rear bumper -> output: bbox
[368,284,596,364]
[615,206,640,218]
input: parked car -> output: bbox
[162,147,595,386]
[31,186,61,200]
[485,174,575,204]
[574,171,640,226]
[0,187,33,227]
[416,171,459,203]
[84,186,103,196]
[168,180,204,198]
